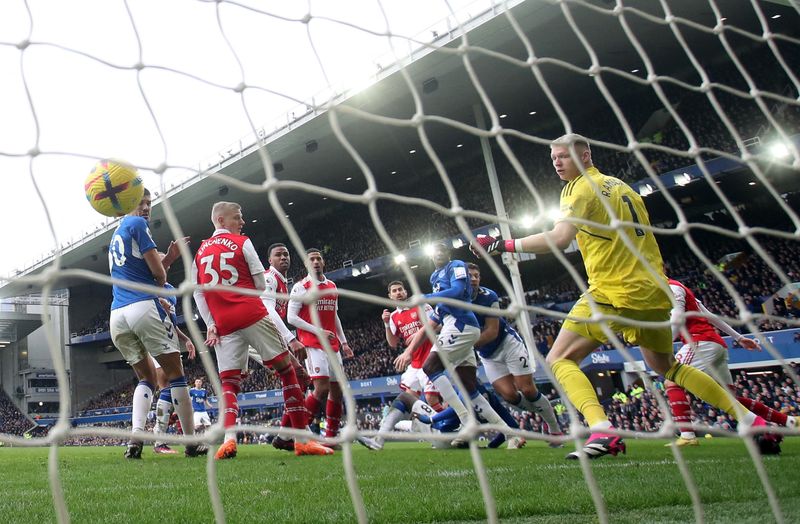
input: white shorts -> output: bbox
[215,316,287,373]
[400,366,438,395]
[432,317,479,368]
[110,299,179,366]
[194,411,212,428]
[479,333,535,384]
[305,346,345,382]
[150,355,162,370]
[675,340,733,385]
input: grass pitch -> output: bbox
[0,438,798,523]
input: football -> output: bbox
[84,159,144,217]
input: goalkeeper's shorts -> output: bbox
[561,294,672,353]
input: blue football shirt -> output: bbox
[109,216,158,310]
[189,388,208,413]
[427,259,478,328]
[472,286,522,358]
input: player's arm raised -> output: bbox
[162,236,190,271]
[697,300,760,350]
[472,220,577,257]
[424,267,470,301]
[383,310,401,347]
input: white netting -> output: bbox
[1,0,799,523]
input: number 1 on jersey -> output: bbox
[621,195,645,237]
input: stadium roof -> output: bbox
[1,0,796,299]
[0,312,42,344]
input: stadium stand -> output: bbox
[594,363,800,435]
[0,389,34,436]
[73,221,800,417]
[60,41,800,440]
[223,45,800,277]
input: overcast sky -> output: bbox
[0,0,484,277]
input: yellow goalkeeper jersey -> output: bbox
[558,166,670,310]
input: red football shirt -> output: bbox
[669,279,726,346]
[264,266,289,321]
[290,276,340,351]
[194,232,267,336]
[390,305,433,368]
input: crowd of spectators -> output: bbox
[65,42,800,424]
[0,390,33,436]
[74,299,111,337]
[594,363,800,435]
[240,44,800,281]
[73,221,800,414]
[52,361,800,446]
[69,39,793,332]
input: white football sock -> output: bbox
[519,392,562,434]
[394,420,413,432]
[170,382,196,436]
[132,381,154,434]
[590,420,613,432]
[153,398,173,444]
[431,375,469,423]
[377,407,407,445]
[470,393,508,428]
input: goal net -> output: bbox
[0,0,799,522]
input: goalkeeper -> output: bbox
[472,134,772,459]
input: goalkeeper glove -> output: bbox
[471,235,516,256]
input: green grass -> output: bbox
[0,438,798,523]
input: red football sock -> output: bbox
[325,399,343,438]
[294,362,310,391]
[736,395,788,426]
[219,370,241,433]
[276,366,307,430]
[305,393,323,427]
[666,384,694,434]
